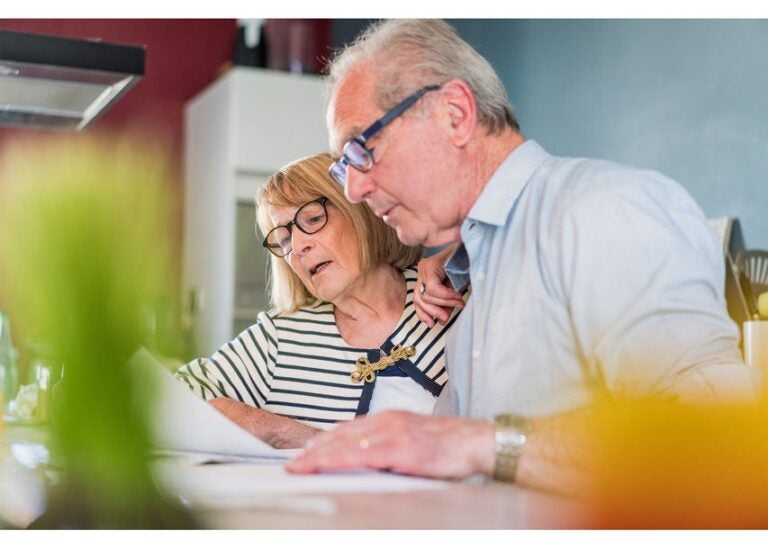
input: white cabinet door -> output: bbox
[232,69,327,173]
[183,67,328,356]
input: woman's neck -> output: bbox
[333,264,406,348]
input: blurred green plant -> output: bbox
[0,136,192,528]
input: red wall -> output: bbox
[0,19,238,172]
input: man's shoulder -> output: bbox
[539,155,691,218]
[546,155,670,194]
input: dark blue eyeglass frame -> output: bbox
[328,84,441,187]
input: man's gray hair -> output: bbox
[328,19,519,134]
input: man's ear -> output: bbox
[441,79,477,148]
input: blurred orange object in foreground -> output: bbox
[583,399,768,528]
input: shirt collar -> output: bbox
[466,139,551,227]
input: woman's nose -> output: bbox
[290,228,314,256]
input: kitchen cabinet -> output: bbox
[183,67,328,356]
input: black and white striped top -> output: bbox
[175,268,463,430]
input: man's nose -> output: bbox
[344,167,375,204]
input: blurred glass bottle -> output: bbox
[0,311,18,414]
[24,341,62,423]
[263,19,329,74]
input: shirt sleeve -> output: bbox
[551,167,759,404]
[174,311,278,406]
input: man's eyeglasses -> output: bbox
[262,197,329,257]
[328,84,441,187]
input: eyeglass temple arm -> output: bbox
[358,85,441,144]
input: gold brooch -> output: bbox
[351,344,417,383]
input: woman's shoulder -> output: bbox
[399,266,419,308]
[401,265,418,285]
[266,300,336,323]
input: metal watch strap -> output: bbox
[492,414,533,483]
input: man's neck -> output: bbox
[432,129,526,247]
[467,129,526,209]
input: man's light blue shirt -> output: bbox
[439,140,757,419]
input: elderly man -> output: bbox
[286,19,758,491]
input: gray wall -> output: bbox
[333,20,768,248]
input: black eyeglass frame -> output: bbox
[262,196,330,258]
[328,84,442,186]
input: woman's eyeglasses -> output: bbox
[262,197,329,257]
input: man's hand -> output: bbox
[415,245,465,327]
[285,410,495,479]
[209,397,319,449]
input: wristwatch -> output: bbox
[492,414,533,483]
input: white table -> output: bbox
[159,460,587,529]
[2,424,587,529]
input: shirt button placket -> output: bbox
[466,224,489,416]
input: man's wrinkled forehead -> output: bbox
[326,68,379,156]
[327,106,363,157]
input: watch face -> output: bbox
[496,428,528,448]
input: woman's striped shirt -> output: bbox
[175,268,463,430]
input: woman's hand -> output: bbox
[415,244,465,327]
[209,397,319,449]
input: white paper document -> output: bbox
[128,348,298,460]
[154,460,448,515]
[157,460,449,496]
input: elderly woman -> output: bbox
[176,153,464,448]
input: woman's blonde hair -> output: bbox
[255,153,423,314]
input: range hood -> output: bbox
[0,30,145,131]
